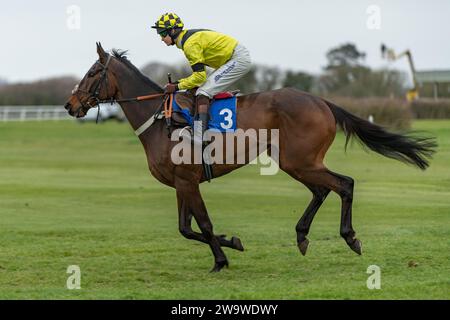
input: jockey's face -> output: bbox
[161,34,173,46]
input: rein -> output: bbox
[99,93,166,104]
[101,92,174,136]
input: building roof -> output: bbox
[416,70,450,83]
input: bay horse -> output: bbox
[64,43,436,272]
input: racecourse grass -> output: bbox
[0,119,449,299]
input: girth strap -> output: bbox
[134,94,174,136]
[134,111,164,136]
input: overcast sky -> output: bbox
[1,0,449,83]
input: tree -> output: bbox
[325,43,366,70]
[283,71,314,92]
[0,76,79,105]
[254,65,284,92]
[321,43,368,94]
[318,43,406,97]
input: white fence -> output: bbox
[0,106,71,121]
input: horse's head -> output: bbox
[64,42,118,118]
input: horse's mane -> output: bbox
[111,49,164,93]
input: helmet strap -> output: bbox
[169,28,182,45]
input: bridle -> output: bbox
[71,54,171,132]
[72,55,113,118]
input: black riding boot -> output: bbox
[195,95,213,181]
[197,112,209,144]
[194,95,211,145]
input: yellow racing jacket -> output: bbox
[175,29,238,90]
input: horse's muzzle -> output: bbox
[64,102,76,116]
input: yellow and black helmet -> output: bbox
[151,13,184,31]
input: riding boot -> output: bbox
[193,95,211,145]
[199,112,209,142]
[195,95,213,181]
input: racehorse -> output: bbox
[64,43,436,272]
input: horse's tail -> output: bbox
[324,100,436,170]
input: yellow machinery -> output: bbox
[381,44,419,101]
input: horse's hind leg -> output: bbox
[295,184,330,255]
[327,170,362,255]
[288,168,362,255]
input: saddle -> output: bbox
[171,89,240,126]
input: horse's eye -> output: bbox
[88,66,99,77]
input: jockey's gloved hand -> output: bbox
[164,83,179,94]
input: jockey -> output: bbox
[151,12,252,143]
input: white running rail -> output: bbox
[0,106,71,121]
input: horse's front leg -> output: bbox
[175,179,230,272]
[178,210,244,251]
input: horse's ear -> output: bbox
[96,42,107,63]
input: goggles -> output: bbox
[157,28,169,38]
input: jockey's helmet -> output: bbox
[151,13,184,36]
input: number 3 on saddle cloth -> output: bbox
[171,91,237,132]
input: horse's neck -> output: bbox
[115,76,162,132]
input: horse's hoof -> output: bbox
[231,236,244,251]
[210,260,229,273]
[348,238,362,255]
[298,238,309,256]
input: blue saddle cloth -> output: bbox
[172,94,237,132]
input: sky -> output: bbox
[1,0,449,83]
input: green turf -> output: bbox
[0,119,448,299]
